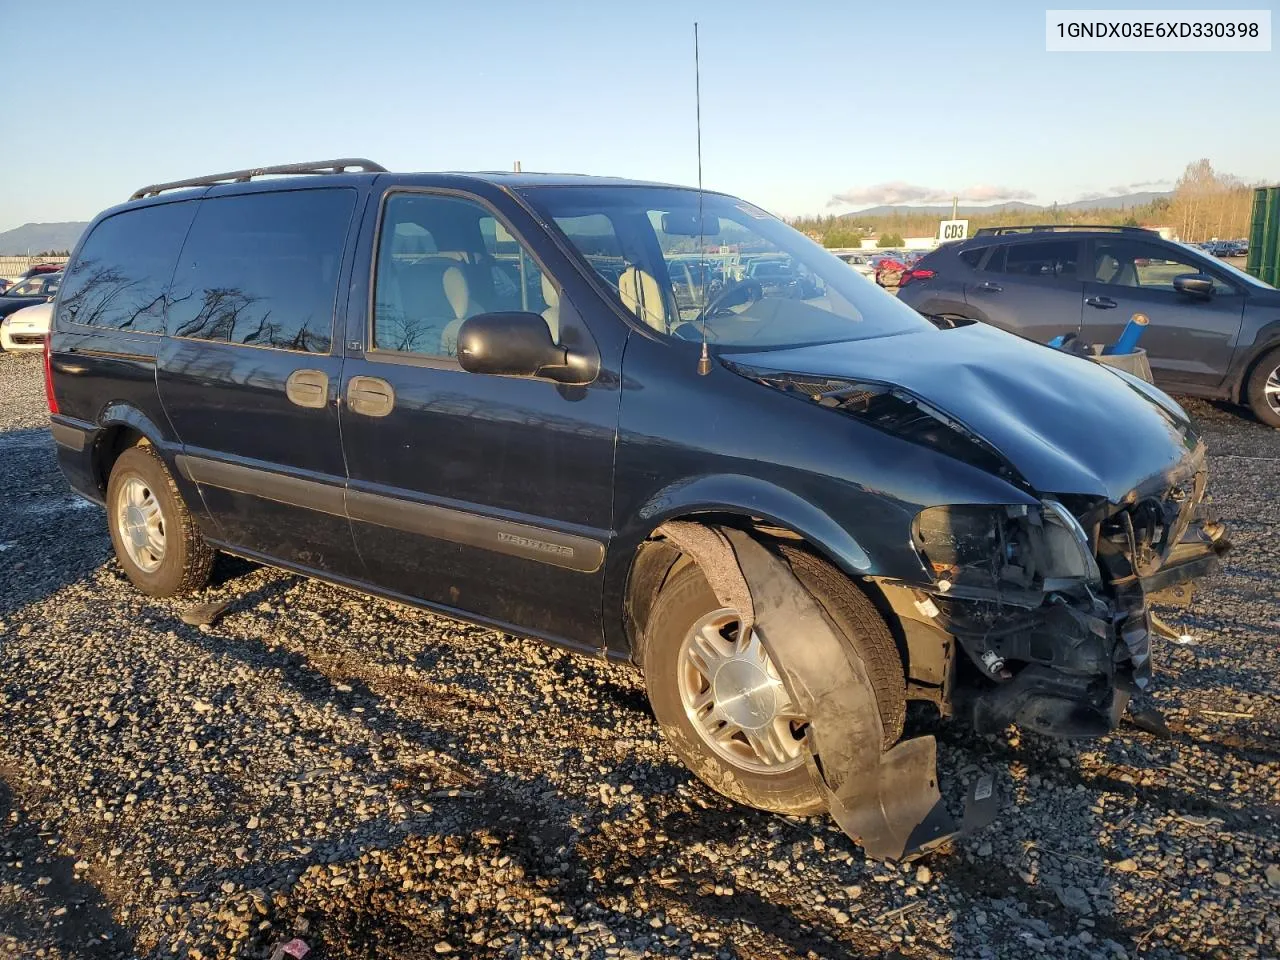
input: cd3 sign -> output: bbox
[939,219,969,242]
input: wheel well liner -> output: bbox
[623,514,908,671]
[92,425,148,496]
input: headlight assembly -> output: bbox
[914,500,1100,603]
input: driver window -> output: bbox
[1093,241,1232,294]
[373,194,550,359]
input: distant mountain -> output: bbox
[1058,191,1170,211]
[0,222,89,255]
[841,192,1171,219]
[843,201,1038,218]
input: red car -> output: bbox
[21,262,65,279]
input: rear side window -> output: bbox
[57,202,196,333]
[1001,240,1078,279]
[958,247,985,269]
[167,188,355,352]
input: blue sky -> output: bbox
[2,0,1275,230]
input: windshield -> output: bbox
[519,185,932,348]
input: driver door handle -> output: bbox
[347,376,395,417]
[976,281,1003,293]
[1085,296,1118,309]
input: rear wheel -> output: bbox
[642,555,905,816]
[106,445,215,597]
[1245,346,1280,428]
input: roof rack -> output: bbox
[973,224,1155,236]
[129,158,387,200]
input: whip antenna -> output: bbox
[695,21,711,376]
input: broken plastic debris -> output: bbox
[269,939,310,960]
[180,598,231,627]
[913,596,940,618]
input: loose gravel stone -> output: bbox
[1,353,1277,959]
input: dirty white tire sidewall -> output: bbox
[643,564,826,817]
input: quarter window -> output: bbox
[373,194,552,358]
[57,202,196,333]
[167,188,355,352]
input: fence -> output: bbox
[0,255,70,280]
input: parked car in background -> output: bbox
[834,252,876,279]
[0,300,52,350]
[872,253,907,287]
[897,225,1280,426]
[0,272,61,324]
[745,257,820,298]
[45,160,1226,850]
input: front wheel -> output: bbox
[642,556,905,816]
[1245,346,1280,428]
[106,445,215,597]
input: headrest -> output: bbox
[443,266,470,319]
[541,273,559,310]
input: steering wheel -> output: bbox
[691,278,763,327]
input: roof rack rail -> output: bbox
[129,158,387,200]
[973,224,1154,236]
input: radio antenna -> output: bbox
[694,22,712,375]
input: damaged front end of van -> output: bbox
[674,324,1231,860]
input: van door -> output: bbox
[157,185,365,577]
[338,187,622,649]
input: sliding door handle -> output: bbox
[285,369,329,409]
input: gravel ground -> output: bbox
[0,350,1276,960]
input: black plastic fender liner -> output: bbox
[656,521,957,860]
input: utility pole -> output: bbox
[951,196,958,220]
[513,160,522,173]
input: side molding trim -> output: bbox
[174,454,606,574]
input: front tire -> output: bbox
[642,556,905,816]
[1245,346,1280,428]
[106,445,215,597]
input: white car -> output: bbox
[836,252,877,278]
[0,301,52,351]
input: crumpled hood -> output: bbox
[724,322,1201,502]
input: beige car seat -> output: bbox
[618,265,667,332]
[439,265,480,357]
[541,273,561,344]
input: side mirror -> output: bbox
[1173,273,1215,299]
[456,311,590,384]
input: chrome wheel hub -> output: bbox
[1265,366,1280,415]
[677,608,808,773]
[117,476,165,573]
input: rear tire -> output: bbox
[642,554,905,816]
[106,445,215,598]
[1244,346,1280,428]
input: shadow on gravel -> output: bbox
[157,605,867,957]
[0,425,111,618]
[0,772,138,958]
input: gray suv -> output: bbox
[897,225,1280,427]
